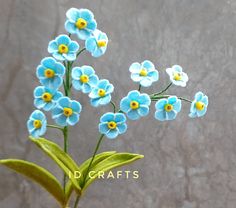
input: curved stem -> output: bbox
[150,94,192,103]
[151,82,172,96]
[110,101,116,113]
[178,97,192,103]
[47,124,64,131]
[76,47,86,58]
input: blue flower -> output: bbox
[155,96,182,121]
[33,86,63,111]
[85,30,108,57]
[27,110,47,138]
[52,97,82,126]
[89,79,114,107]
[99,112,127,139]
[65,8,97,40]
[166,65,188,87]
[72,66,99,93]
[120,90,151,120]
[36,57,65,89]
[189,91,208,118]
[129,60,159,87]
[48,34,79,61]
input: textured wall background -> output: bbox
[0,0,236,207]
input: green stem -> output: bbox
[76,47,86,58]
[110,101,116,113]
[73,195,81,208]
[47,124,64,131]
[151,82,172,97]
[150,94,192,103]
[63,126,69,192]
[138,84,141,92]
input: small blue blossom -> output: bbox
[129,60,159,87]
[89,79,114,107]
[72,66,99,93]
[166,65,188,87]
[120,90,151,120]
[65,8,97,40]
[52,97,82,126]
[27,110,47,138]
[36,57,65,89]
[85,30,108,57]
[99,112,127,139]
[189,91,208,118]
[48,34,79,61]
[33,86,63,111]
[155,96,182,121]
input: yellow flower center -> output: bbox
[130,101,139,110]
[63,107,73,117]
[107,121,117,129]
[97,40,107,47]
[44,69,55,78]
[42,92,52,102]
[76,18,87,29]
[98,89,106,97]
[195,101,205,111]
[139,69,148,77]
[58,44,69,54]
[164,104,173,112]
[33,120,42,129]
[80,75,89,83]
[173,72,182,81]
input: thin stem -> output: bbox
[76,47,86,57]
[73,195,81,208]
[178,97,192,103]
[138,84,141,92]
[151,82,172,96]
[47,124,64,131]
[63,126,69,192]
[110,101,116,113]
[150,94,192,103]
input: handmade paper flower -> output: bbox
[65,8,97,40]
[189,91,208,118]
[99,112,127,139]
[36,57,65,89]
[48,34,79,61]
[129,60,159,87]
[71,66,99,93]
[52,97,82,126]
[120,90,151,120]
[166,65,188,87]
[85,29,108,57]
[27,110,47,138]
[33,86,63,111]
[155,96,181,121]
[89,79,114,107]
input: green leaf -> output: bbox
[30,137,81,193]
[82,153,144,191]
[0,159,65,206]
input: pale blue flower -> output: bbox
[36,57,65,89]
[166,65,188,87]
[99,112,127,139]
[65,8,97,40]
[89,79,114,107]
[85,29,108,57]
[72,66,99,93]
[120,90,151,120]
[52,97,82,126]
[48,34,79,61]
[129,60,159,87]
[27,110,47,138]
[33,86,63,111]
[155,96,182,121]
[189,91,208,118]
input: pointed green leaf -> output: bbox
[82,153,144,191]
[0,159,65,206]
[30,137,81,192]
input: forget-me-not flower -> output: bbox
[166,65,188,87]
[36,57,65,89]
[33,86,63,111]
[48,34,79,61]
[189,91,208,118]
[85,29,108,57]
[27,110,47,138]
[89,79,114,107]
[129,60,159,87]
[155,96,182,121]
[120,90,151,120]
[99,112,127,139]
[65,8,97,40]
[72,66,99,93]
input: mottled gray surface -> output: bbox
[0,0,236,207]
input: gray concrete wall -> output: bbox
[0,0,236,207]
